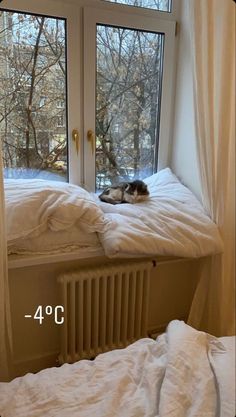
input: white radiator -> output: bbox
[58,261,152,364]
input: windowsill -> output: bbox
[8,249,185,270]
[8,247,105,269]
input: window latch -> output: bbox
[72,129,80,155]
[87,129,95,155]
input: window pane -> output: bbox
[0,11,67,181]
[96,25,164,190]
[103,0,172,12]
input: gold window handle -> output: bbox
[72,129,80,155]
[87,129,95,155]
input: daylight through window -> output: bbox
[0,11,67,181]
[96,25,164,190]
[103,0,172,12]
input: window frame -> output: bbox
[83,5,176,191]
[0,0,82,185]
[1,0,178,190]
[101,0,173,13]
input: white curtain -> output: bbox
[0,143,12,381]
[188,0,235,336]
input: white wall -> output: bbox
[171,0,202,201]
[4,0,202,380]
[9,257,199,378]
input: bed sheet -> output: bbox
[0,321,234,417]
[212,336,236,417]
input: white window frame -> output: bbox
[101,0,173,13]
[1,0,82,185]
[1,0,178,190]
[83,5,176,191]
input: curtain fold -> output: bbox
[0,143,12,381]
[187,0,235,335]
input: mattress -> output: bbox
[0,321,234,417]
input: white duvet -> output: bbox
[5,179,109,244]
[97,168,223,258]
[5,169,223,258]
[0,321,235,417]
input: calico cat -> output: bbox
[99,179,149,205]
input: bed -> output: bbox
[5,168,223,259]
[0,320,235,417]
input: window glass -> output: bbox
[103,0,172,12]
[0,10,67,181]
[96,24,164,190]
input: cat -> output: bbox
[98,179,149,205]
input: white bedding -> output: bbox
[0,321,234,417]
[5,169,223,258]
[5,179,109,244]
[7,223,101,255]
[97,169,223,258]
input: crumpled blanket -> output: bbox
[5,169,223,259]
[5,179,109,243]
[96,168,223,258]
[0,320,234,417]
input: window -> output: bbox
[84,6,176,191]
[0,9,68,181]
[103,0,172,12]
[1,1,176,189]
[57,100,65,109]
[95,25,164,189]
[40,97,47,107]
[57,115,65,127]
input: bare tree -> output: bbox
[0,11,67,178]
[0,10,164,188]
[96,25,163,188]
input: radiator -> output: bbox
[57,261,152,364]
